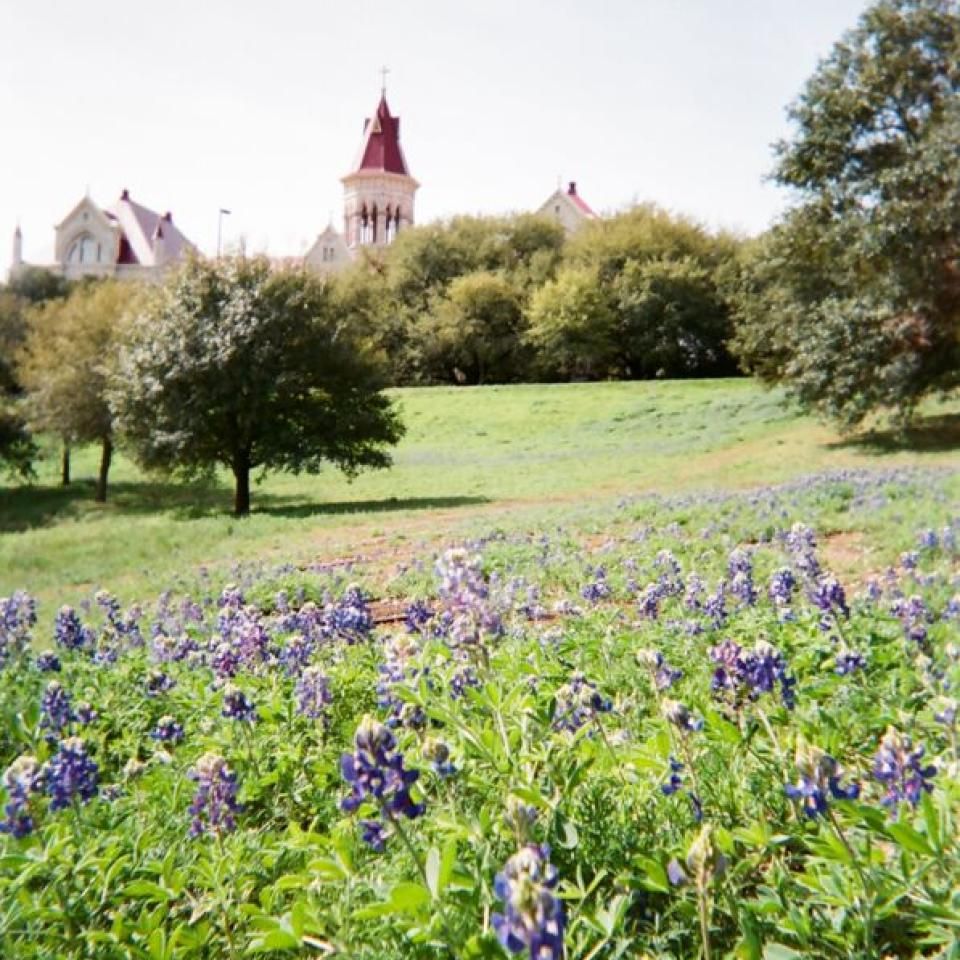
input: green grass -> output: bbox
[2,379,958,613]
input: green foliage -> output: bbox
[110,256,405,516]
[731,0,960,427]
[0,401,37,480]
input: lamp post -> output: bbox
[217,208,232,258]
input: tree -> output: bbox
[18,281,135,501]
[733,0,960,426]
[526,266,617,379]
[0,402,36,480]
[426,272,527,384]
[110,256,404,516]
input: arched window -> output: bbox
[371,205,378,244]
[359,206,371,245]
[66,233,100,265]
[384,205,395,244]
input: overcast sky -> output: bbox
[1,0,870,274]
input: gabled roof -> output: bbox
[111,190,193,266]
[349,94,411,176]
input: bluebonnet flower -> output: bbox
[580,567,610,604]
[1,755,43,838]
[918,529,938,550]
[703,581,728,628]
[890,595,933,645]
[151,715,185,744]
[423,737,456,778]
[785,743,859,817]
[710,639,796,710]
[450,663,481,698]
[786,522,820,579]
[553,673,613,732]
[504,797,538,842]
[900,551,919,571]
[768,567,796,607]
[684,573,705,612]
[636,583,662,620]
[661,699,704,733]
[35,650,61,672]
[145,668,176,697]
[934,698,957,727]
[221,683,257,723]
[377,634,425,726]
[341,717,424,848]
[54,606,94,652]
[944,595,960,621]
[872,727,937,811]
[278,633,313,676]
[211,641,240,679]
[41,680,73,737]
[188,752,241,837]
[45,737,98,811]
[635,648,682,690]
[492,844,565,960]
[0,591,36,667]
[809,576,849,623]
[660,756,703,822]
[327,584,374,644]
[295,666,333,719]
[728,549,757,606]
[835,648,867,675]
[360,818,389,851]
[74,701,97,725]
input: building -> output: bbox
[536,181,598,235]
[305,90,419,274]
[10,189,195,282]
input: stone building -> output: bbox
[305,91,418,274]
[536,181,598,234]
[10,189,195,282]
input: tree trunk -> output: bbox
[61,443,71,486]
[95,436,112,503]
[232,451,251,517]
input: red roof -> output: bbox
[566,181,596,217]
[350,94,410,176]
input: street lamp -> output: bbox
[217,208,232,258]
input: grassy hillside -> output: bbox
[2,379,957,610]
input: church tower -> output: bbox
[12,224,23,270]
[341,88,418,250]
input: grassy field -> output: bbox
[2,378,958,612]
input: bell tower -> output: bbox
[342,79,418,250]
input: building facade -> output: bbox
[536,181,598,234]
[10,189,195,282]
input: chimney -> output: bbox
[120,188,130,201]
[163,211,172,222]
[567,181,577,196]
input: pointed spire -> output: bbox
[349,90,411,176]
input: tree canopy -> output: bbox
[18,281,136,501]
[110,256,404,516]
[732,0,960,427]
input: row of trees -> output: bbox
[336,205,742,385]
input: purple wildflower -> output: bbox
[872,727,937,812]
[40,680,73,737]
[45,737,98,811]
[54,606,94,652]
[221,683,257,723]
[1,756,43,838]
[553,673,613,732]
[145,668,176,697]
[188,752,241,837]
[151,715,185,744]
[785,743,859,817]
[661,698,704,733]
[835,649,867,675]
[0,591,36,667]
[35,650,61,672]
[809,576,849,623]
[581,567,610,604]
[340,716,424,848]
[295,666,333,719]
[492,844,565,960]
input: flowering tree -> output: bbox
[110,256,404,516]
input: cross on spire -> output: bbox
[380,65,390,94]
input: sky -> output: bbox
[0,0,871,275]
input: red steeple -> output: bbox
[351,94,410,176]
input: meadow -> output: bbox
[1,380,959,959]
[2,379,958,616]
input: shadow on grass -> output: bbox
[250,495,490,519]
[826,413,960,455]
[0,477,489,533]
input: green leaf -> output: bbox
[390,882,431,912]
[762,945,804,960]
[425,847,441,899]
[886,822,933,857]
[122,881,174,903]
